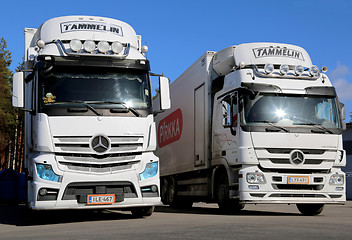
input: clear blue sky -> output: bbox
[1,0,352,122]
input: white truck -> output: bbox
[154,42,346,215]
[11,16,170,216]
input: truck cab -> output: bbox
[12,16,170,216]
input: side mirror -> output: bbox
[159,76,170,110]
[12,72,24,108]
[341,104,346,121]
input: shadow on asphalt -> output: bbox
[0,204,137,226]
[155,205,301,217]
[0,203,300,226]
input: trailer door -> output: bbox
[194,84,205,167]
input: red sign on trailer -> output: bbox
[158,108,183,148]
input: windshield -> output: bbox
[243,93,341,129]
[39,65,151,109]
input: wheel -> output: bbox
[216,174,244,212]
[161,178,169,205]
[131,206,155,217]
[296,204,325,216]
[167,177,193,208]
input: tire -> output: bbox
[161,178,169,205]
[168,177,193,209]
[296,204,325,216]
[131,206,155,217]
[216,174,244,212]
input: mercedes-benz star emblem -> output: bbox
[290,150,305,165]
[91,135,110,153]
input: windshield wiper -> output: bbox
[294,123,333,134]
[50,100,102,116]
[251,120,290,133]
[89,101,142,117]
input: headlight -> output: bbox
[139,162,158,180]
[36,164,61,182]
[246,172,266,184]
[329,174,344,185]
[264,63,274,74]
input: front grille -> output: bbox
[272,184,324,191]
[255,147,336,170]
[269,193,327,198]
[59,160,139,173]
[62,181,138,203]
[53,135,144,155]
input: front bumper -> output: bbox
[238,166,346,204]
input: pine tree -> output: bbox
[0,37,17,169]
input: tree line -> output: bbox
[0,37,24,172]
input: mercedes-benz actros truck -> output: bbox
[12,16,170,217]
[154,42,346,215]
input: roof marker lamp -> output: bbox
[112,41,123,54]
[264,63,274,74]
[83,40,96,53]
[309,65,320,77]
[69,39,82,52]
[294,65,304,76]
[279,64,289,75]
[36,39,45,48]
[97,41,110,53]
[141,45,149,53]
[36,163,61,182]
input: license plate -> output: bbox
[287,176,309,184]
[87,194,115,205]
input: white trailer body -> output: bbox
[154,42,346,215]
[12,16,170,215]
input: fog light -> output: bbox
[335,187,344,191]
[97,41,110,53]
[264,63,274,74]
[83,40,96,52]
[151,185,158,192]
[249,185,259,190]
[39,188,48,196]
[70,39,82,52]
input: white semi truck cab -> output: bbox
[155,42,346,215]
[12,16,170,216]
